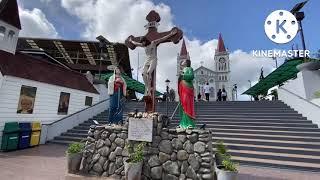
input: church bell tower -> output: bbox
[0,0,21,54]
[214,33,231,98]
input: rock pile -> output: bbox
[82,113,214,180]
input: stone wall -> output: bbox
[82,113,214,180]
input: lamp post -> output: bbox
[248,80,252,101]
[165,79,171,116]
[96,35,111,80]
[290,1,309,61]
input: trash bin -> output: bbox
[30,121,41,147]
[1,122,20,151]
[18,122,31,149]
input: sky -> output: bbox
[16,0,320,100]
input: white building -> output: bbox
[0,0,101,146]
[177,34,232,101]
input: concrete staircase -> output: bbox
[50,101,320,171]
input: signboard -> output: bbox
[128,117,153,142]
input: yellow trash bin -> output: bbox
[30,121,41,146]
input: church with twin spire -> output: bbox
[177,34,233,101]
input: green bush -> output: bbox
[222,157,238,172]
[66,142,84,155]
[216,140,228,155]
[126,142,146,163]
[314,90,320,98]
[216,140,238,172]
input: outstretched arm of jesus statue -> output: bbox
[129,37,144,47]
[153,28,178,45]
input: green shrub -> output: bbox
[222,157,238,172]
[314,90,320,98]
[216,140,228,155]
[66,142,84,155]
[126,142,146,163]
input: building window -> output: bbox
[225,76,227,81]
[85,96,93,106]
[0,26,5,40]
[201,71,203,75]
[8,30,15,40]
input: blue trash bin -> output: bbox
[18,122,31,149]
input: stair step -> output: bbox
[49,139,78,145]
[219,143,320,156]
[61,132,87,138]
[232,156,320,172]
[211,128,320,137]
[172,121,317,128]
[213,137,320,149]
[54,135,85,141]
[226,149,320,163]
[213,132,320,142]
[171,117,311,123]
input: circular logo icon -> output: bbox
[264,10,298,44]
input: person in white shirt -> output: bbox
[204,83,210,101]
[222,88,227,101]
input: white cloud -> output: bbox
[19,7,58,38]
[60,0,276,100]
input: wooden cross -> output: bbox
[125,10,183,113]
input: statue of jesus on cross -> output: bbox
[128,29,178,97]
[125,10,183,112]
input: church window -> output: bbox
[201,70,203,75]
[8,30,15,41]
[0,26,6,40]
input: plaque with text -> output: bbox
[128,118,153,142]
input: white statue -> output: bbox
[129,29,177,96]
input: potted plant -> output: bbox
[216,156,239,180]
[124,142,146,180]
[66,142,84,173]
[215,140,229,167]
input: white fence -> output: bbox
[278,87,320,127]
[40,99,109,144]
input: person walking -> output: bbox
[204,83,210,101]
[217,89,222,101]
[222,88,227,101]
[197,93,202,101]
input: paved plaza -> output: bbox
[0,144,319,180]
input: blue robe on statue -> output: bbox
[108,72,127,124]
[109,88,124,124]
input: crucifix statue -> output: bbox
[125,10,183,112]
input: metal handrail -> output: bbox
[170,102,179,120]
[280,87,320,109]
[44,98,110,125]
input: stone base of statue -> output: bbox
[82,112,214,180]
